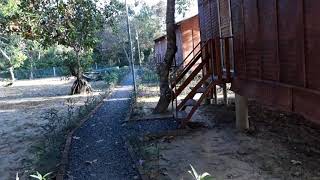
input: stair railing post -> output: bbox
[204,40,210,105]
[209,38,217,104]
[206,39,213,103]
[224,37,232,81]
[215,38,222,80]
[174,57,178,117]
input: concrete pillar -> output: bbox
[235,93,249,130]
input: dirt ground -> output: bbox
[133,101,320,180]
[0,77,108,180]
[130,83,233,121]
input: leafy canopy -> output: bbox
[20,0,104,52]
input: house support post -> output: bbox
[235,93,249,130]
[222,83,228,105]
[213,85,217,104]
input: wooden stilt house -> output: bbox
[171,0,320,128]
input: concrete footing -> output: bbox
[235,93,249,130]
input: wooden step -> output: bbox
[180,81,217,128]
[189,86,206,93]
[174,62,205,98]
[176,74,211,110]
[184,99,197,107]
[171,53,202,87]
[206,76,219,83]
[175,111,188,120]
[196,87,207,93]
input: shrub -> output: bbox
[137,67,159,84]
[103,66,130,85]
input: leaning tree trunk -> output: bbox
[8,66,15,82]
[154,0,177,113]
[0,48,15,83]
[70,51,92,95]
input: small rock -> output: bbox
[73,136,80,140]
[237,149,248,156]
[290,160,302,166]
[292,171,302,177]
[226,174,234,178]
[96,139,104,143]
[138,159,145,166]
[133,175,139,179]
[85,159,98,165]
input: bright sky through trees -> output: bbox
[98,0,198,21]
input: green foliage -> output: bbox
[132,2,165,64]
[19,0,104,77]
[188,165,214,180]
[0,34,27,69]
[137,67,159,84]
[20,0,103,49]
[0,0,21,34]
[26,45,66,69]
[94,0,166,67]
[103,66,130,85]
[30,172,52,180]
[176,0,192,17]
[31,95,103,176]
[60,48,93,76]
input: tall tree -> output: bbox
[0,35,27,81]
[154,0,177,113]
[20,0,103,94]
[132,2,166,64]
[0,0,27,82]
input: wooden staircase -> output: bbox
[170,37,233,128]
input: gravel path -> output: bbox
[66,74,178,180]
[67,75,138,180]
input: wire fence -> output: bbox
[136,66,160,85]
[0,64,120,80]
[0,67,68,80]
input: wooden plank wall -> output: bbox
[180,16,201,62]
[229,0,320,123]
[198,0,220,42]
[219,0,231,37]
[154,16,200,66]
[154,37,167,63]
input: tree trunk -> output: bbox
[30,62,34,79]
[0,48,15,83]
[70,77,92,94]
[154,0,177,113]
[9,66,15,82]
[70,50,92,95]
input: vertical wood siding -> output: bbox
[305,0,320,91]
[180,16,201,62]
[230,0,320,89]
[198,0,220,41]
[231,0,246,78]
[219,0,231,37]
[154,16,200,66]
[278,0,305,86]
[258,0,279,81]
[226,0,320,123]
